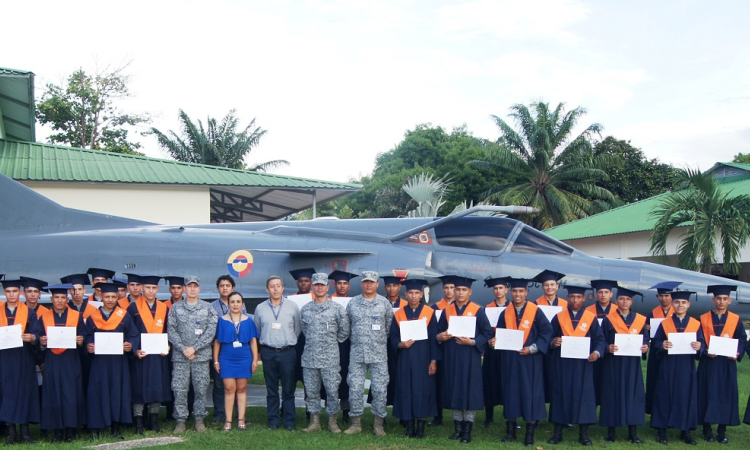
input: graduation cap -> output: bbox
[403,279,428,291]
[649,281,682,295]
[381,276,403,285]
[0,274,4,280]
[61,273,90,286]
[439,275,459,286]
[1,279,22,289]
[113,279,127,288]
[590,279,618,292]
[329,270,358,282]
[289,268,316,280]
[616,287,642,299]
[123,273,143,284]
[484,276,510,288]
[506,277,532,289]
[533,270,565,284]
[20,276,48,290]
[670,290,695,301]
[563,285,590,296]
[94,282,120,294]
[453,277,475,288]
[45,283,74,295]
[707,285,738,297]
[164,276,185,286]
[139,275,162,286]
[87,268,115,281]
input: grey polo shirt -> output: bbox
[254,297,301,348]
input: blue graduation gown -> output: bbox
[0,304,42,424]
[481,301,507,408]
[650,315,705,431]
[437,302,493,411]
[586,302,612,405]
[599,312,649,427]
[40,309,87,430]
[547,308,606,425]
[496,302,552,422]
[85,309,139,428]
[390,304,440,420]
[645,308,671,414]
[127,302,173,404]
[697,312,747,426]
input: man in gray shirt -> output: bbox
[344,270,394,437]
[167,276,217,433]
[254,276,301,431]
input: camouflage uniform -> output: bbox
[347,293,393,418]
[167,298,217,421]
[300,298,350,415]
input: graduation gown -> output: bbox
[599,311,649,427]
[548,307,606,425]
[534,296,566,403]
[85,307,139,428]
[496,302,552,422]
[0,303,42,424]
[697,311,747,426]
[585,302,612,405]
[68,299,98,397]
[390,304,440,420]
[650,315,705,431]
[128,299,173,404]
[437,301,492,411]
[40,308,86,430]
[645,306,673,414]
[481,300,507,407]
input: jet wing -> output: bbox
[252,249,375,256]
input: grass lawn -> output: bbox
[14,360,750,449]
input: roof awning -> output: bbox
[0,68,35,142]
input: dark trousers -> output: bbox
[210,362,224,419]
[260,346,297,428]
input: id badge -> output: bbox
[372,324,381,331]
[272,322,282,330]
[233,341,242,348]
[194,329,203,335]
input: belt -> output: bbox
[261,344,293,352]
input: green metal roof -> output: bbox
[545,163,750,241]
[0,67,35,142]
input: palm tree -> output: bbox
[649,169,750,275]
[402,173,451,218]
[469,102,617,229]
[151,109,288,171]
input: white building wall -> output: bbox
[21,181,210,225]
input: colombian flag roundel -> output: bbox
[227,250,254,277]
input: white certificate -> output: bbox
[46,326,77,349]
[650,318,665,338]
[667,332,697,355]
[614,333,643,357]
[287,294,312,310]
[494,328,524,351]
[447,316,476,338]
[435,309,443,322]
[561,336,591,359]
[484,307,505,327]
[0,324,23,350]
[392,308,401,315]
[537,305,563,322]
[399,319,428,342]
[708,336,739,358]
[141,333,169,354]
[88,300,103,309]
[331,297,351,309]
[95,332,124,355]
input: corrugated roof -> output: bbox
[0,67,35,142]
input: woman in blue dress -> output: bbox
[213,292,259,431]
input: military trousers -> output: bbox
[172,361,210,421]
[303,367,341,415]
[348,361,388,418]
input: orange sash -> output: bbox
[652,305,674,319]
[700,311,740,347]
[557,309,596,337]
[136,298,168,333]
[118,298,130,309]
[89,307,127,331]
[394,304,434,325]
[434,298,452,310]
[586,302,611,318]
[42,309,80,354]
[390,298,407,310]
[0,301,30,333]
[35,304,50,319]
[535,296,568,308]
[504,302,539,344]
[660,316,701,335]
[609,312,647,335]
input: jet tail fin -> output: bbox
[0,172,153,232]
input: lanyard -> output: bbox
[270,299,284,321]
[230,315,242,339]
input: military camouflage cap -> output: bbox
[184,275,200,286]
[361,270,379,282]
[311,273,329,285]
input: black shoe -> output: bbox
[717,425,728,444]
[628,425,642,444]
[680,431,697,445]
[579,424,592,446]
[51,429,63,443]
[429,417,443,427]
[548,424,563,444]
[285,425,295,431]
[111,423,124,439]
[5,423,16,445]
[460,421,473,444]
[415,419,426,439]
[135,416,144,435]
[150,413,160,433]
[483,407,494,427]
[524,422,536,446]
[404,419,415,438]
[501,420,517,442]
[213,416,224,424]
[703,424,715,442]
[605,426,616,442]
[342,409,350,426]
[65,428,77,443]
[657,428,668,445]
[19,424,34,444]
[449,420,463,440]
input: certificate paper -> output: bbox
[88,300,103,309]
[708,336,739,358]
[561,336,591,359]
[494,328,524,351]
[46,326,77,349]
[614,333,643,357]
[538,305,562,322]
[667,332,697,355]
[287,294,312,310]
[649,318,665,338]
[141,333,169,354]
[95,332,124,355]
[0,324,23,350]
[399,319,428,342]
[447,316,476,338]
[331,297,351,309]
[484,307,505,327]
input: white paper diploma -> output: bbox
[88,300,103,309]
[435,309,443,323]
[331,297,351,309]
[708,336,739,358]
[447,316,476,338]
[95,332,124,355]
[484,307,505,327]
[538,305,563,322]
[0,324,23,350]
[667,332,697,355]
[494,328,524,351]
[392,308,400,315]
[399,319,428,342]
[650,318,665,338]
[287,294,312,310]
[46,326,77,349]
[141,333,169,354]
[614,333,643,357]
[561,336,591,359]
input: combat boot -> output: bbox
[328,415,341,434]
[579,424,593,446]
[134,415,144,435]
[460,421,473,444]
[605,426,616,442]
[343,415,361,435]
[523,421,536,446]
[20,424,34,444]
[52,429,64,443]
[194,419,206,433]
[5,424,15,445]
[403,419,415,438]
[111,422,124,439]
[501,420,517,442]
[173,421,186,433]
[65,427,77,442]
[373,416,386,436]
[303,414,321,432]
[150,413,160,432]
[628,425,642,444]
[415,419,426,439]
[548,423,563,444]
[449,420,463,440]
[703,424,715,442]
[716,424,728,444]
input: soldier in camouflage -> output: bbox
[344,270,394,436]
[300,273,350,434]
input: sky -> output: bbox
[4,0,750,183]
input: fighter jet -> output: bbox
[1,172,748,319]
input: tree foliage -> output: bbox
[36,65,149,155]
[732,152,750,164]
